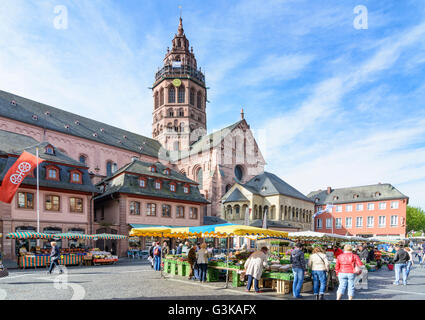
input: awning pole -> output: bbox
[225,236,230,289]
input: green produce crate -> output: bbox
[163,260,171,273]
[184,262,191,276]
[207,268,219,282]
[279,273,294,281]
[280,259,291,264]
[170,261,178,275]
[231,270,244,287]
[178,263,187,276]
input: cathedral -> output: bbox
[0,18,314,259]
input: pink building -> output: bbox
[0,130,97,261]
[308,184,409,238]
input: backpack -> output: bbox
[154,247,160,256]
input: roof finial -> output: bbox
[178,6,184,35]
[241,108,244,120]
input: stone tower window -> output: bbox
[178,86,185,103]
[168,86,176,103]
[154,91,159,109]
[197,91,202,109]
[160,88,164,105]
[190,88,195,105]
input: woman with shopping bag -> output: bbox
[335,244,363,300]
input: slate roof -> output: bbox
[239,172,313,202]
[94,159,209,204]
[169,120,245,161]
[0,90,163,159]
[202,216,229,225]
[222,188,249,203]
[0,130,97,193]
[307,184,409,205]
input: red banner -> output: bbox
[0,151,44,203]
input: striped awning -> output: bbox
[6,232,51,239]
[92,233,127,240]
[50,233,96,240]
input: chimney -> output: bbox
[327,187,332,194]
[241,108,244,120]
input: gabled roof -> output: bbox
[223,188,249,203]
[169,120,248,161]
[94,159,209,204]
[241,172,313,202]
[0,90,163,159]
[307,184,409,205]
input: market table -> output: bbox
[19,253,86,269]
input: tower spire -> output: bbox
[178,17,184,36]
[241,108,244,120]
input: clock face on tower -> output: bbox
[172,78,182,87]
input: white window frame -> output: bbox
[345,217,352,229]
[379,202,387,210]
[356,216,363,228]
[390,215,398,227]
[367,216,374,228]
[367,203,374,211]
[356,204,363,211]
[346,204,353,212]
[155,181,161,190]
[335,205,342,213]
[378,216,386,228]
[316,218,323,229]
[391,201,399,209]
[326,218,332,229]
[335,218,342,229]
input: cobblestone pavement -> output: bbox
[0,260,424,300]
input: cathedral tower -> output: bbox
[152,18,207,152]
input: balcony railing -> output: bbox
[154,65,205,84]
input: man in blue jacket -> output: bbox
[48,242,63,274]
[290,242,306,298]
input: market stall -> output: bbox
[90,234,127,265]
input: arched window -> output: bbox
[106,161,113,176]
[178,108,184,117]
[234,165,243,181]
[179,122,185,132]
[197,91,202,109]
[178,86,185,103]
[190,88,195,105]
[159,88,164,105]
[167,123,173,132]
[154,91,159,109]
[79,155,87,164]
[196,168,203,188]
[168,86,176,103]
[168,108,174,117]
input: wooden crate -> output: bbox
[272,279,292,294]
[301,281,313,293]
[248,278,269,291]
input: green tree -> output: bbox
[406,206,425,233]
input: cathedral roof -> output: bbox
[0,90,163,159]
[222,188,249,203]
[307,184,408,205]
[241,172,313,202]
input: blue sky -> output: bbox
[0,0,424,208]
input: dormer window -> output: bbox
[93,133,98,137]
[139,178,147,188]
[333,196,339,201]
[123,135,127,139]
[150,165,157,173]
[32,115,38,121]
[170,182,176,192]
[155,180,162,190]
[45,145,55,155]
[183,184,190,194]
[353,194,359,199]
[70,169,82,184]
[164,168,170,175]
[10,100,16,106]
[75,120,80,125]
[100,128,105,133]
[46,165,60,181]
[375,192,381,197]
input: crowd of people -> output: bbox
[143,239,425,299]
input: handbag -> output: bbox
[0,266,9,278]
[316,253,329,272]
[352,255,362,275]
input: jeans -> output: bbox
[337,273,356,298]
[406,261,412,278]
[292,268,304,297]
[246,275,259,292]
[198,263,207,282]
[394,263,407,284]
[48,258,61,273]
[154,255,161,271]
[312,270,327,295]
[194,264,200,280]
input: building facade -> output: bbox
[308,184,408,238]
[94,160,208,255]
[221,172,314,232]
[0,130,97,260]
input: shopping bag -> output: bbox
[0,268,9,278]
